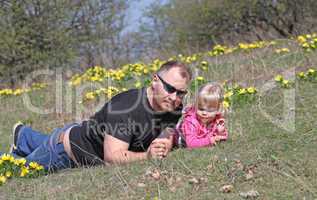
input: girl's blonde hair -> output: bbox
[196,82,224,109]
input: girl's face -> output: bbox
[196,103,220,124]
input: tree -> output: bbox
[0,0,128,86]
[135,0,317,57]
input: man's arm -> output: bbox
[103,134,168,164]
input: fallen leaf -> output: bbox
[151,169,161,180]
[207,163,213,171]
[145,168,152,176]
[188,177,199,184]
[220,184,234,193]
[199,177,208,183]
[137,183,146,188]
[234,159,244,170]
[239,190,259,199]
[175,176,182,183]
[245,170,254,180]
[166,177,174,186]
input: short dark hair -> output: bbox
[157,61,192,81]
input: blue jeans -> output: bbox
[1,123,77,172]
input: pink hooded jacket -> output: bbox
[175,106,228,148]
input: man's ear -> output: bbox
[152,74,158,82]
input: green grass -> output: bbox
[0,41,317,199]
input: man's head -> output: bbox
[149,61,192,112]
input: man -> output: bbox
[1,61,192,172]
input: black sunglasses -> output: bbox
[156,74,187,97]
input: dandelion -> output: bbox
[275,75,284,82]
[135,81,142,88]
[29,162,39,169]
[275,48,290,54]
[20,166,29,177]
[297,36,306,43]
[36,165,44,171]
[85,92,95,100]
[14,158,26,166]
[247,87,257,94]
[224,91,233,99]
[308,68,316,75]
[297,72,306,79]
[5,171,12,178]
[0,175,6,185]
[1,154,14,163]
[238,88,247,95]
[223,101,230,109]
[281,80,291,88]
[196,76,204,81]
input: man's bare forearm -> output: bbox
[105,150,148,165]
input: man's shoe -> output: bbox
[9,122,24,153]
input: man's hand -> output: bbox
[147,136,174,159]
[147,139,167,159]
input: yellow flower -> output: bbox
[5,171,12,178]
[14,158,27,166]
[196,76,204,81]
[28,162,44,171]
[36,165,44,171]
[85,92,95,100]
[297,35,306,43]
[239,43,248,49]
[1,153,14,162]
[297,72,305,78]
[275,48,290,54]
[302,43,309,48]
[0,175,7,184]
[135,81,142,88]
[238,88,247,95]
[282,80,291,88]
[223,101,230,109]
[247,87,256,94]
[20,166,29,177]
[224,91,233,99]
[233,84,239,89]
[29,162,39,169]
[275,75,283,82]
[308,68,316,75]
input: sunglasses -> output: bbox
[156,74,187,97]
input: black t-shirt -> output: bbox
[69,87,182,166]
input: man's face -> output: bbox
[152,67,189,112]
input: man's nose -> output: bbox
[168,91,177,101]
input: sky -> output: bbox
[125,0,155,32]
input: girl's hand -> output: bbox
[216,118,226,135]
[214,135,222,142]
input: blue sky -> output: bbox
[125,0,155,32]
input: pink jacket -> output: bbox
[175,106,228,148]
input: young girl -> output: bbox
[174,82,228,148]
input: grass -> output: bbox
[0,39,316,199]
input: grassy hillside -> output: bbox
[0,36,316,199]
